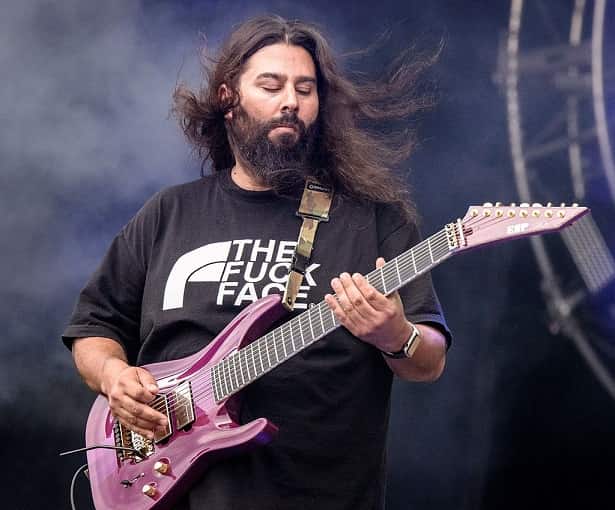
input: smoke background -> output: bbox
[1,1,614,509]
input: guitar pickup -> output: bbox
[173,381,195,431]
[152,393,172,443]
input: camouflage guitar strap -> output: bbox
[282,179,333,311]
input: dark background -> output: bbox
[1,1,614,509]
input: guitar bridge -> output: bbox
[112,393,172,463]
[113,420,154,463]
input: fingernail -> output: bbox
[147,384,158,392]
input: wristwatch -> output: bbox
[380,322,422,359]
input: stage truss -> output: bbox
[495,0,615,398]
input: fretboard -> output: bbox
[210,226,455,402]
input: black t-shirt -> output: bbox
[63,170,450,510]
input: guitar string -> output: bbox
[148,209,531,414]
[139,208,565,413]
[144,227,456,415]
[146,209,540,417]
[145,227,456,415]
[131,209,566,429]
[146,219,502,416]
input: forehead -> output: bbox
[241,43,317,81]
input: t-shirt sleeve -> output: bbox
[61,196,158,362]
[377,204,452,348]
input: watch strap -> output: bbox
[380,322,422,359]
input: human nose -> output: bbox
[280,83,298,112]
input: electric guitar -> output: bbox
[83,203,588,510]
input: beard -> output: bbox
[227,105,320,194]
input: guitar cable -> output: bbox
[68,463,88,510]
[60,445,146,510]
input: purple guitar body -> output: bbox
[83,203,587,510]
[86,295,286,510]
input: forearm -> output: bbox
[383,323,447,382]
[72,336,130,395]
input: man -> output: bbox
[63,15,450,509]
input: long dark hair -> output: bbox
[172,15,438,222]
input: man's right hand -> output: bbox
[101,358,169,440]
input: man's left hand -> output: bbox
[325,257,411,353]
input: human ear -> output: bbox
[218,84,233,120]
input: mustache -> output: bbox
[265,112,305,133]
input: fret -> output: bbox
[411,248,417,274]
[328,305,337,328]
[394,257,402,286]
[218,361,226,396]
[285,322,293,355]
[273,329,280,362]
[298,316,305,346]
[265,333,272,368]
[307,312,315,342]
[214,365,222,401]
[238,353,246,386]
[436,231,451,259]
[231,355,240,391]
[241,349,250,382]
[280,326,288,358]
[311,307,324,338]
[222,361,230,396]
[384,263,397,293]
[257,339,265,374]
[380,269,387,294]
[318,304,325,334]
[210,365,217,400]
[246,350,253,382]
[427,237,434,263]
[288,321,297,352]
[211,365,218,400]
[414,244,431,273]
[226,357,233,392]
[249,344,257,380]
[399,252,414,281]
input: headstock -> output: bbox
[453,202,589,252]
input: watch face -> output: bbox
[404,326,422,358]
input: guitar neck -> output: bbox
[211,225,457,402]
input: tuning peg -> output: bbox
[510,202,516,207]
[520,203,530,207]
[546,202,553,207]
[560,202,566,207]
[531,203,542,207]
[572,203,579,207]
[495,202,503,207]
[483,202,493,207]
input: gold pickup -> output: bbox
[173,381,195,431]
